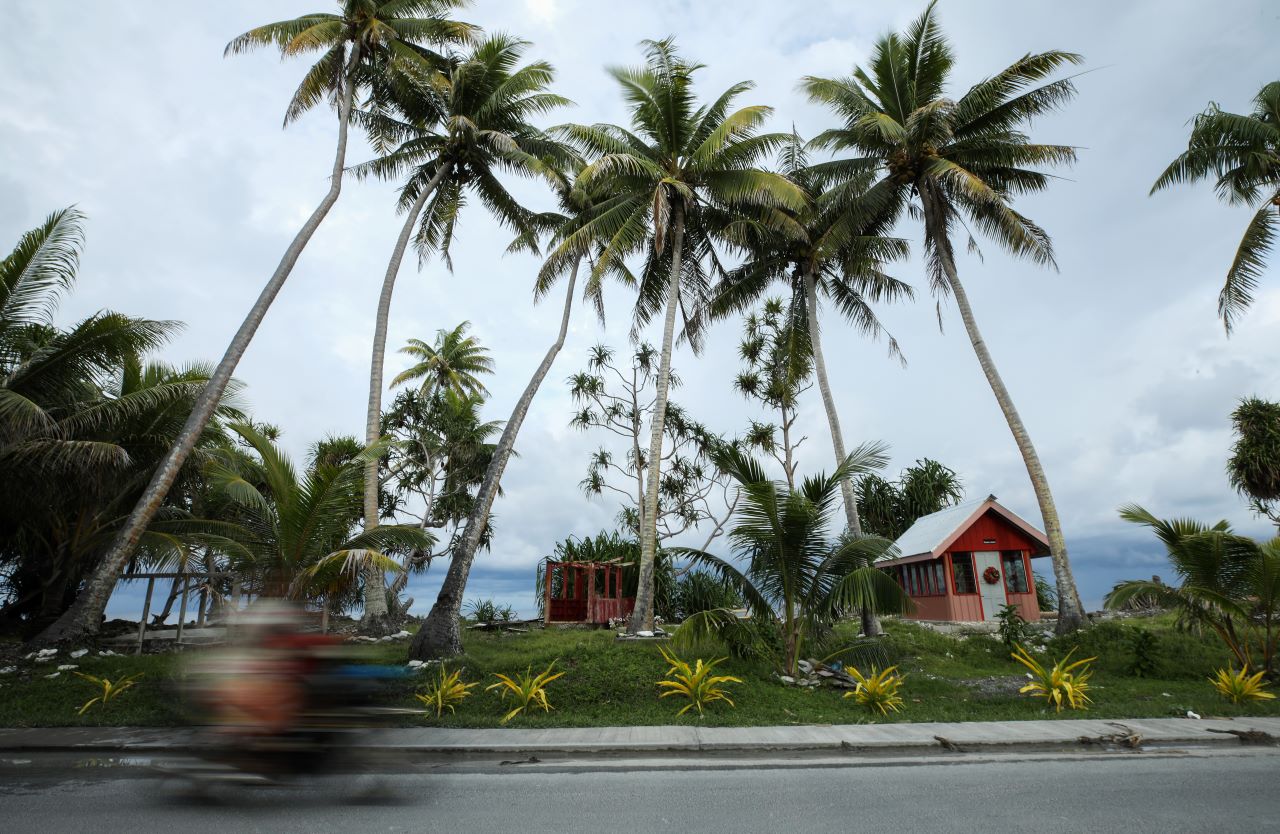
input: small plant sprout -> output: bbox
[73,671,143,715]
[844,666,906,715]
[1011,644,1096,712]
[656,646,743,717]
[1210,668,1276,705]
[486,661,565,724]
[416,665,479,717]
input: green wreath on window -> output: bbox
[982,566,1001,585]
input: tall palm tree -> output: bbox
[671,444,911,676]
[411,165,602,658]
[1152,81,1280,333]
[802,1,1088,633]
[34,1,476,646]
[392,322,494,397]
[351,34,569,633]
[549,38,805,634]
[711,132,912,535]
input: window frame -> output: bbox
[1001,551,1030,595]
[951,552,978,595]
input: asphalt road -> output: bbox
[2,749,1277,832]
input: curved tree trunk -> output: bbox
[30,49,364,648]
[629,205,685,635]
[803,269,880,637]
[411,259,581,659]
[920,186,1086,635]
[359,164,451,637]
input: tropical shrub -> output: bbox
[1128,628,1159,678]
[672,445,911,675]
[1011,644,1095,712]
[995,604,1033,650]
[1034,572,1058,613]
[74,672,143,715]
[416,665,479,717]
[844,666,906,715]
[656,646,742,717]
[1106,505,1280,675]
[1210,668,1276,705]
[465,598,499,623]
[487,662,565,724]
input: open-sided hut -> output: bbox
[542,560,634,626]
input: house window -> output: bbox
[934,562,946,596]
[952,552,977,594]
[1002,551,1030,594]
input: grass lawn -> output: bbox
[3,615,1279,728]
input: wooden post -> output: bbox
[136,577,155,656]
[586,565,597,625]
[321,599,330,634]
[544,563,554,627]
[175,568,190,647]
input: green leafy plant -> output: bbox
[415,665,479,717]
[995,604,1033,650]
[73,672,143,715]
[486,662,565,724]
[465,598,499,623]
[656,646,743,717]
[1210,667,1277,704]
[1129,628,1159,678]
[843,665,906,715]
[1011,644,1096,712]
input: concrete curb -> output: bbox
[2,717,1279,756]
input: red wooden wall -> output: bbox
[947,510,1041,553]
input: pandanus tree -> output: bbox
[352,34,570,633]
[33,1,476,646]
[1152,81,1280,333]
[411,163,606,659]
[547,38,805,635]
[671,445,912,676]
[802,0,1088,633]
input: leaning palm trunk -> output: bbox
[921,187,1085,634]
[412,259,581,658]
[31,52,364,648]
[803,269,880,637]
[630,208,685,635]
[360,164,453,636]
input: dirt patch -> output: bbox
[958,675,1028,698]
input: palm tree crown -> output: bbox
[1152,81,1280,332]
[391,321,493,398]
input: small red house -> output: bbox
[543,560,635,626]
[882,495,1050,622]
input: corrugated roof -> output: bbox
[881,494,1049,566]
[888,497,990,561]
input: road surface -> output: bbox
[1,747,1276,832]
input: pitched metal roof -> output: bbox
[880,494,1050,566]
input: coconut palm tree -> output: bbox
[671,444,911,676]
[350,34,569,633]
[392,322,494,397]
[548,38,805,634]
[801,0,1088,633]
[1106,505,1280,675]
[34,1,476,646]
[711,131,912,534]
[411,165,606,659]
[1152,81,1280,333]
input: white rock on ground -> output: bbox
[406,660,425,668]
[44,672,60,679]
[0,667,15,675]
[636,630,654,638]
[393,631,411,639]
[69,649,89,659]
[56,665,77,671]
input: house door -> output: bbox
[974,551,1007,621]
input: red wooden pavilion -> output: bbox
[543,560,635,626]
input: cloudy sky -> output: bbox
[3,0,1277,617]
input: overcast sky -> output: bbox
[3,0,1278,618]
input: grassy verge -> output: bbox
[3,616,1279,728]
